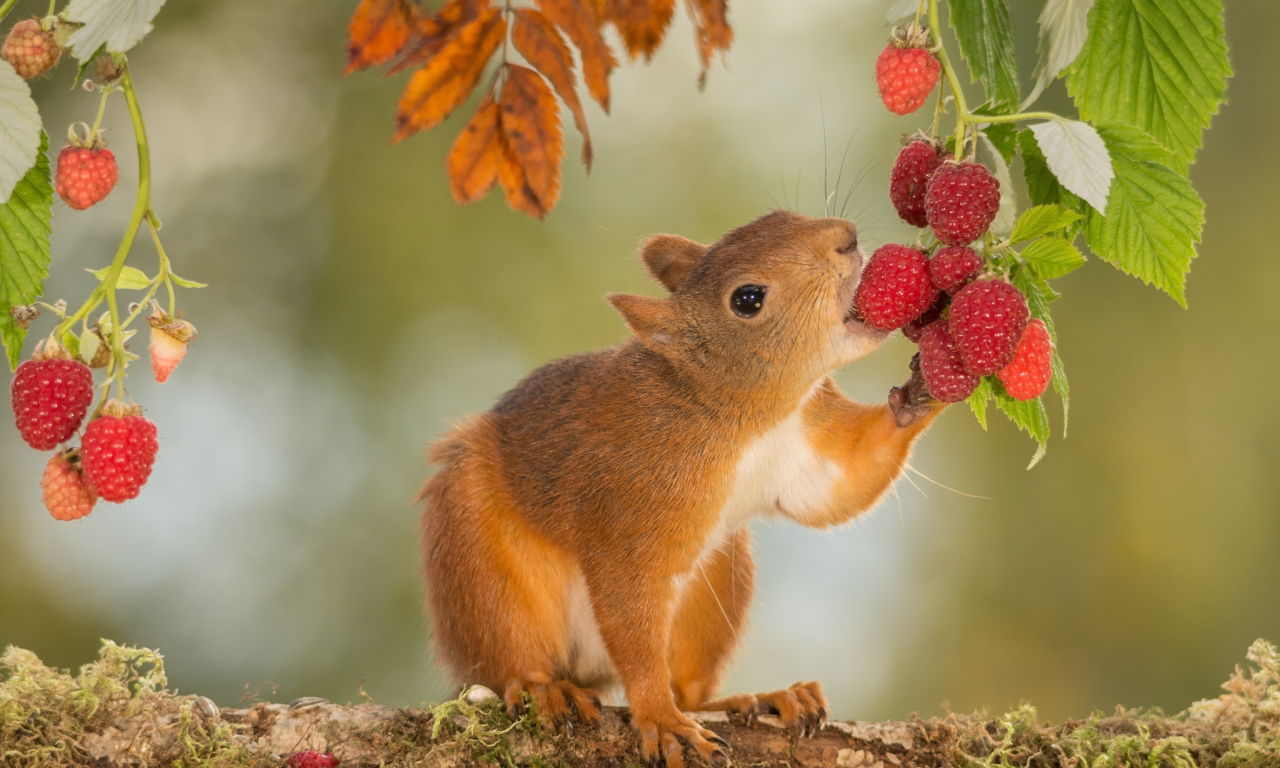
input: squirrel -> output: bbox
[420,211,943,768]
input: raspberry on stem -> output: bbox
[948,279,1030,376]
[11,340,95,451]
[2,19,60,79]
[855,244,938,331]
[890,140,949,228]
[80,400,159,503]
[998,318,1052,400]
[918,322,978,403]
[875,23,940,117]
[928,246,984,295]
[42,449,98,521]
[925,161,1001,247]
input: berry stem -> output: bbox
[46,0,55,17]
[0,0,19,25]
[90,89,111,136]
[147,218,176,317]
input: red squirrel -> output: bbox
[420,211,943,768]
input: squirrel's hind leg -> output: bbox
[420,421,602,730]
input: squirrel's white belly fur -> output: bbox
[563,391,841,686]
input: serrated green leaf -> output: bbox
[1020,237,1086,280]
[1086,123,1204,306]
[1028,119,1114,214]
[65,0,168,60]
[1010,205,1084,243]
[0,132,52,370]
[977,135,1016,239]
[1065,0,1230,174]
[1051,350,1069,436]
[78,325,100,365]
[170,272,207,289]
[992,379,1050,465]
[1024,0,1094,108]
[967,376,993,430]
[948,0,1020,111]
[1019,130,1089,239]
[87,265,152,290]
[0,61,42,205]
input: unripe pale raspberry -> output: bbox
[925,161,1001,246]
[928,246,984,295]
[56,144,119,210]
[42,449,97,521]
[854,244,938,331]
[875,25,940,117]
[918,321,978,403]
[948,279,1030,376]
[147,305,197,384]
[80,400,159,503]
[11,344,95,450]
[890,140,949,228]
[997,318,1052,400]
[2,19,60,79]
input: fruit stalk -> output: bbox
[0,0,19,25]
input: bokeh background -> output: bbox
[2,0,1276,723]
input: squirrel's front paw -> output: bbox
[752,681,828,737]
[888,353,941,428]
[633,709,729,768]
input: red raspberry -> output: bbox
[902,293,948,343]
[56,143,119,210]
[80,400,159,503]
[918,322,978,403]
[890,140,948,228]
[875,25,939,116]
[11,344,95,450]
[948,279,1030,376]
[925,161,1001,246]
[854,244,938,331]
[42,449,97,521]
[2,19,60,79]
[997,318,1052,400]
[286,752,341,768]
[928,246,984,295]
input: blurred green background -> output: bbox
[2,0,1276,723]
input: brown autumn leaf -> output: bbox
[498,65,564,218]
[394,7,506,142]
[345,0,415,75]
[607,0,675,62]
[534,0,617,112]
[512,8,592,169]
[388,0,483,77]
[446,94,505,204]
[687,0,733,82]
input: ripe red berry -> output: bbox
[855,244,938,331]
[890,140,948,228]
[286,751,341,768]
[997,318,1052,401]
[42,449,97,521]
[2,19,60,79]
[11,344,95,451]
[56,143,119,210]
[948,279,1030,376]
[875,25,940,116]
[902,293,948,343]
[918,322,978,403]
[925,161,1001,247]
[80,400,159,503]
[928,246,984,295]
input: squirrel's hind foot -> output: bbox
[699,681,827,737]
[634,710,729,768]
[503,675,603,732]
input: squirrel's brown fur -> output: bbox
[420,211,943,768]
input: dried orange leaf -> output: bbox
[345,0,415,75]
[512,8,592,169]
[446,94,505,204]
[687,0,732,80]
[609,0,675,62]
[498,65,564,218]
[388,0,482,76]
[535,0,617,112]
[394,7,506,142]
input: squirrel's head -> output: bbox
[609,211,889,398]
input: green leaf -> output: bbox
[992,379,1051,468]
[65,0,168,60]
[1024,0,1094,108]
[948,0,1020,111]
[1028,119,1114,214]
[1065,0,1230,174]
[1086,123,1204,306]
[967,376,993,430]
[1010,205,1084,243]
[88,265,152,290]
[170,272,208,289]
[983,122,1017,164]
[0,62,43,205]
[1012,264,1069,434]
[977,135,1016,239]
[1018,130,1089,239]
[1020,237,1086,280]
[0,132,53,370]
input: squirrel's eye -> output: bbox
[730,285,767,318]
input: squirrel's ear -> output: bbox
[639,235,708,293]
[608,293,681,345]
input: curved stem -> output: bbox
[927,0,969,152]
[91,89,111,135]
[0,0,20,24]
[968,111,1060,125]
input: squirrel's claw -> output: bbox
[889,352,939,428]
